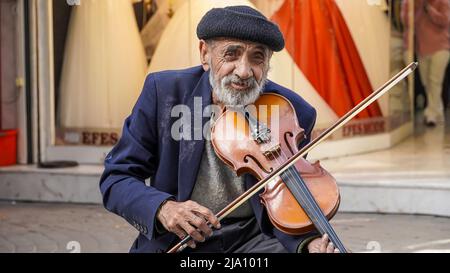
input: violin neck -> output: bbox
[280,167,347,253]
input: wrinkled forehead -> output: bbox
[209,37,271,54]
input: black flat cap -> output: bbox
[197,5,285,52]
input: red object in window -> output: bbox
[271,0,382,119]
[0,129,17,166]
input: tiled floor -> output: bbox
[1,201,450,253]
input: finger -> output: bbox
[180,221,205,243]
[173,226,196,249]
[192,204,221,229]
[172,226,186,240]
[326,242,335,253]
[189,213,213,237]
[334,248,340,253]
[185,239,196,249]
[309,243,320,253]
[320,234,329,253]
[187,240,196,248]
[309,238,322,253]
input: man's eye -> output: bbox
[254,53,265,60]
[225,52,235,57]
[253,56,265,64]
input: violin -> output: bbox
[167,62,417,253]
[210,93,343,248]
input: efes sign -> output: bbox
[311,113,411,141]
[56,128,120,146]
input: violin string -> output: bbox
[244,109,340,251]
[263,123,343,250]
[276,148,345,251]
[263,135,328,237]
[278,150,343,249]
[270,147,329,237]
[256,110,329,237]
[289,165,345,251]
[275,149,342,249]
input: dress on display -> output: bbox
[272,0,383,118]
[59,0,148,129]
[140,0,185,61]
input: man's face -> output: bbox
[201,38,272,106]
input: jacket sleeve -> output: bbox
[99,73,174,241]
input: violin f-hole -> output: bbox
[244,154,273,174]
[284,131,296,157]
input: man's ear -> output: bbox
[199,40,210,71]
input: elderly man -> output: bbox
[100,5,338,253]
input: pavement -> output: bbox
[1,201,449,253]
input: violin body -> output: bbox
[211,93,340,235]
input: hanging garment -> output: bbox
[271,0,382,119]
[59,0,148,129]
[140,0,185,61]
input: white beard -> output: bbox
[209,66,268,107]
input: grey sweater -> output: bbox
[190,138,253,219]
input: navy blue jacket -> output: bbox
[99,66,318,253]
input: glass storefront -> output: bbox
[26,0,415,164]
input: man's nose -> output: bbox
[234,59,253,80]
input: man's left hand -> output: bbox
[307,234,340,253]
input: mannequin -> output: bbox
[271,0,384,119]
[140,0,185,61]
[59,0,147,130]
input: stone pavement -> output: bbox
[1,201,449,253]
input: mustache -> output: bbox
[222,74,258,90]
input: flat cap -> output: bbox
[197,5,285,52]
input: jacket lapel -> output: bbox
[177,69,212,201]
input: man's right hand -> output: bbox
[156,200,221,248]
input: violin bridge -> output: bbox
[262,144,281,158]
